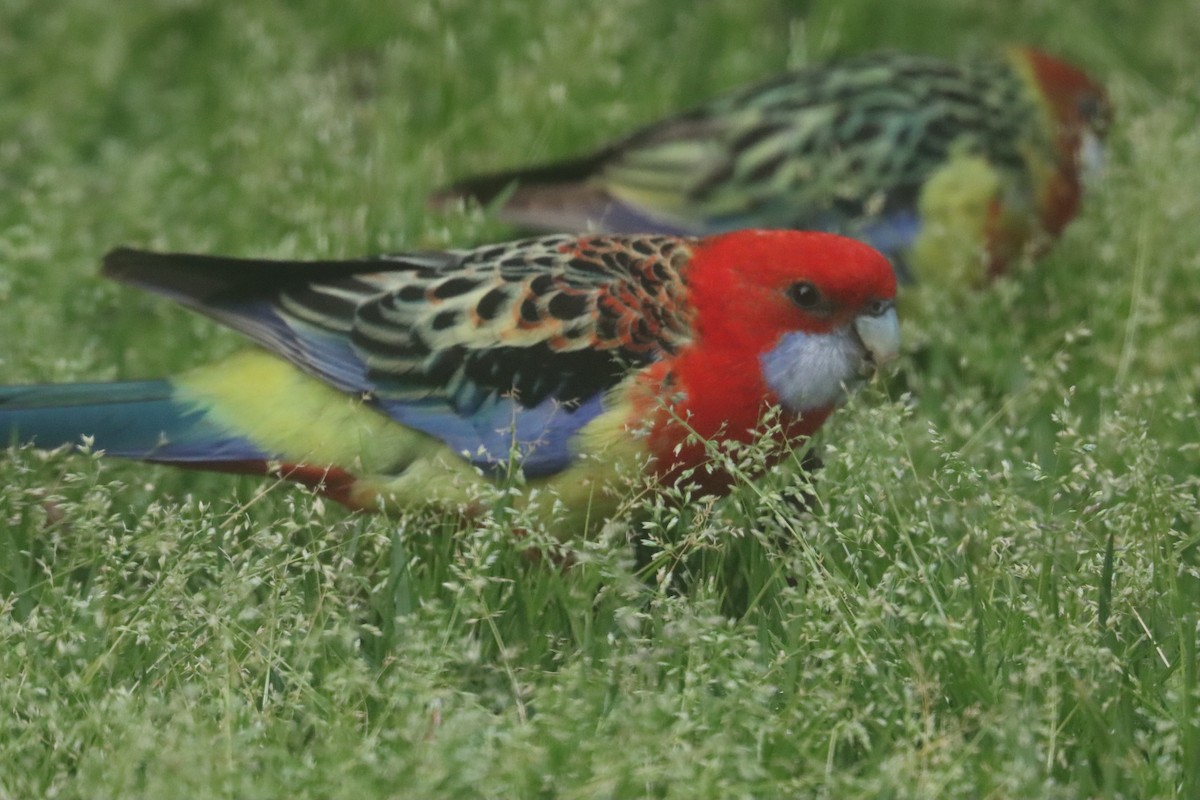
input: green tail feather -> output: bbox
[0,380,266,462]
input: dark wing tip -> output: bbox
[428,173,521,211]
[430,149,615,210]
[102,246,237,303]
[101,246,406,305]
[101,246,159,280]
[101,246,286,305]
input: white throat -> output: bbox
[758,327,866,414]
[1079,129,1106,189]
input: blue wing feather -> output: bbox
[381,391,606,477]
[101,246,653,477]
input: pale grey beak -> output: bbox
[853,303,900,367]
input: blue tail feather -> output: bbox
[0,380,267,463]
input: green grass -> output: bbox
[2,0,1199,796]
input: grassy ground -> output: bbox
[2,0,1198,796]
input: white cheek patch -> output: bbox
[1080,129,1106,188]
[759,329,863,414]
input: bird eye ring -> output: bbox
[787,281,822,310]
[866,298,893,317]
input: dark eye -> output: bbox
[1078,92,1111,133]
[866,298,892,317]
[787,281,822,310]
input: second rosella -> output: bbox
[433,47,1110,287]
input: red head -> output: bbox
[1011,47,1112,236]
[1017,47,1112,145]
[684,229,897,351]
[634,229,898,490]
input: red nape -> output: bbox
[161,460,361,508]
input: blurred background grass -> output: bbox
[1,0,1198,797]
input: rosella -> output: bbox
[432,47,1110,286]
[0,230,898,532]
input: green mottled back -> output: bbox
[434,47,1110,285]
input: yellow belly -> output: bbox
[173,349,651,535]
[908,150,1002,288]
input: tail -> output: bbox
[0,371,369,507]
[0,379,266,462]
